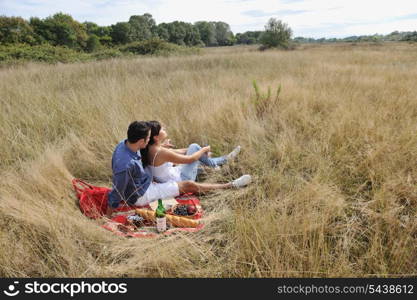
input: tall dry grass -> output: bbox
[0,43,416,277]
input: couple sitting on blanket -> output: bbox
[106,121,252,217]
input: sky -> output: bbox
[1,0,417,38]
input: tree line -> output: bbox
[3,11,412,59]
[293,31,417,43]
[0,13,244,52]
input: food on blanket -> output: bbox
[187,205,197,215]
[173,205,188,216]
[166,214,200,228]
[135,209,156,222]
[127,215,145,228]
[173,204,197,216]
[136,208,200,228]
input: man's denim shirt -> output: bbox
[108,139,152,208]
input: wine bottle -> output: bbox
[155,199,166,232]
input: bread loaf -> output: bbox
[166,214,200,228]
[135,208,200,228]
[135,209,156,222]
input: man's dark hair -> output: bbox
[127,121,150,143]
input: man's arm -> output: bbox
[130,162,151,198]
[106,171,129,218]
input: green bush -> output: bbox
[90,48,124,60]
[119,38,178,55]
[30,13,88,50]
[0,16,36,45]
[260,18,292,50]
[0,40,200,66]
[86,34,101,52]
[251,80,281,117]
[120,38,201,57]
[0,44,89,64]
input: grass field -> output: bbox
[0,43,416,277]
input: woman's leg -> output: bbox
[177,180,232,194]
[202,155,227,167]
[180,143,238,180]
[199,144,241,167]
[177,174,251,194]
[188,143,227,167]
[179,144,201,181]
[180,143,210,181]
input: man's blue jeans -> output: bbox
[180,143,227,181]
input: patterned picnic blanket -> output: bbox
[72,179,204,238]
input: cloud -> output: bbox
[280,0,305,3]
[243,9,309,18]
[390,13,417,21]
[224,0,255,3]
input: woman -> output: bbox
[140,120,251,189]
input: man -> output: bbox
[107,121,252,218]
[107,121,153,217]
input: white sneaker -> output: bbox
[231,174,252,188]
[227,146,241,161]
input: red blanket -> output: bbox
[72,179,204,238]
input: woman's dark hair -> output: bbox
[140,120,161,167]
[127,121,150,143]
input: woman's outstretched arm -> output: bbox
[161,139,187,154]
[158,146,210,165]
[172,148,187,154]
